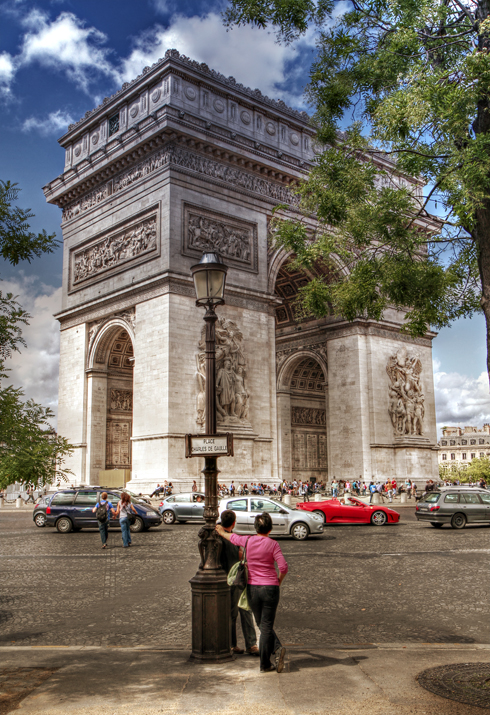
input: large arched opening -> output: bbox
[274,255,333,483]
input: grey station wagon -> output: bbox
[416,487,490,529]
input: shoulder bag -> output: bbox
[231,537,250,590]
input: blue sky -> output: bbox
[1,0,489,435]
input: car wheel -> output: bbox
[430,522,443,528]
[291,522,309,540]
[56,517,73,533]
[34,513,46,527]
[130,517,144,533]
[371,510,387,526]
[313,510,326,523]
[451,513,466,529]
[162,510,176,525]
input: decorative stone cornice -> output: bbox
[65,49,310,135]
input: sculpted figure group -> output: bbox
[188,213,252,263]
[196,318,250,427]
[73,217,157,284]
[387,347,425,437]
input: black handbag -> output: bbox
[232,537,250,590]
[127,511,136,526]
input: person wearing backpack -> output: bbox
[92,492,115,549]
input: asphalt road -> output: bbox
[1,509,489,648]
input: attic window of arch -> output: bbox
[109,113,120,136]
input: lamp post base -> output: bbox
[189,568,233,663]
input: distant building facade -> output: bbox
[438,425,490,468]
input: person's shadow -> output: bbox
[287,650,368,673]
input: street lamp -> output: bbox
[189,252,232,662]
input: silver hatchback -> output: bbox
[416,487,490,529]
[159,492,205,524]
[218,496,324,540]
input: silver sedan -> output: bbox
[218,496,324,540]
[159,492,205,524]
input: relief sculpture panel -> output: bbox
[183,204,258,272]
[110,389,133,411]
[70,209,158,290]
[387,347,425,437]
[196,317,253,432]
[291,407,326,426]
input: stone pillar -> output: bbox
[276,390,292,484]
[57,325,88,483]
[86,369,108,484]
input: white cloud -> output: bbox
[22,109,75,136]
[18,10,115,93]
[119,13,309,104]
[2,276,61,427]
[0,52,15,97]
[434,359,490,437]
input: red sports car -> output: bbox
[296,496,400,526]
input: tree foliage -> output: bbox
[0,182,72,489]
[226,0,490,373]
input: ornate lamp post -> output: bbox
[189,252,233,662]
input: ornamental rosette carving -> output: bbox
[387,347,425,437]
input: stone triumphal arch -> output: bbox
[45,50,438,490]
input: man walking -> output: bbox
[92,491,115,549]
[219,509,258,656]
[332,478,339,498]
[369,481,377,503]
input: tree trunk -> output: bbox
[474,203,490,381]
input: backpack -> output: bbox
[96,501,108,523]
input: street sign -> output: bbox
[185,433,234,458]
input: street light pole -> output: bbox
[189,253,232,663]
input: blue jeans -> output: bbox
[247,585,281,670]
[120,518,131,547]
[98,520,109,545]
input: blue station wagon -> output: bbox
[45,489,162,533]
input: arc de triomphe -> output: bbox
[43,49,438,491]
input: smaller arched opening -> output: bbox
[85,320,134,484]
[276,351,328,485]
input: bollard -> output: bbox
[284,494,291,506]
[0,497,4,508]
[400,493,407,504]
[16,497,22,508]
[314,494,322,502]
[372,492,381,504]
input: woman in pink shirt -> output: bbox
[216,512,288,673]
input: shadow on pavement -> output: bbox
[287,650,368,673]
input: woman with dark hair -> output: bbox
[115,492,137,548]
[216,512,288,673]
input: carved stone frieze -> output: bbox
[387,347,425,437]
[196,318,253,432]
[292,407,326,426]
[183,204,258,272]
[62,143,298,223]
[70,211,158,290]
[110,389,133,411]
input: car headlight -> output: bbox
[310,513,322,521]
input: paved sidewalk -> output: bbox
[1,643,487,715]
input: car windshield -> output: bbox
[420,493,440,503]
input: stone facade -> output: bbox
[438,425,490,469]
[45,50,439,491]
